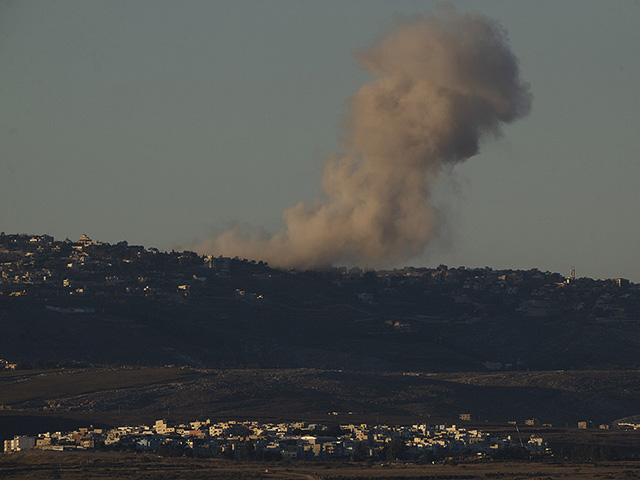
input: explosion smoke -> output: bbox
[201,8,531,269]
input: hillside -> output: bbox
[2,368,640,434]
[1,233,640,372]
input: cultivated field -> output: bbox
[2,451,640,480]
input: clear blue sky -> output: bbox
[1,1,639,280]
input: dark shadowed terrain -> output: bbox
[3,234,640,373]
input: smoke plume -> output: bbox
[201,8,531,269]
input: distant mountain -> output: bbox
[1,233,639,371]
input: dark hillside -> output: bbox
[1,233,639,372]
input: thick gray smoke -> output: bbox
[201,8,531,269]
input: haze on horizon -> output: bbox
[1,1,639,281]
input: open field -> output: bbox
[0,368,193,405]
[3,451,640,480]
[2,367,640,428]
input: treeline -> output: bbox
[570,444,616,462]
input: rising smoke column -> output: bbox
[202,8,531,269]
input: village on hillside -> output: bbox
[2,232,640,372]
[1,233,636,322]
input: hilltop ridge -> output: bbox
[1,232,639,371]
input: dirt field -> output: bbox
[2,451,640,480]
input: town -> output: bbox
[3,418,547,461]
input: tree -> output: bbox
[324,425,344,437]
[421,449,438,463]
[384,439,407,461]
[352,442,368,462]
[570,444,615,462]
[238,441,256,461]
[491,446,528,460]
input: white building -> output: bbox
[4,435,36,453]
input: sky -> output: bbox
[1,1,639,281]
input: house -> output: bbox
[78,234,93,246]
[0,359,17,370]
[154,419,175,434]
[4,435,36,453]
[205,256,231,274]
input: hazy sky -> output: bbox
[2,1,639,280]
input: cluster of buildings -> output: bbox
[0,234,275,306]
[1,233,637,323]
[0,359,17,370]
[375,264,637,323]
[0,233,207,299]
[3,419,548,460]
[617,422,640,431]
